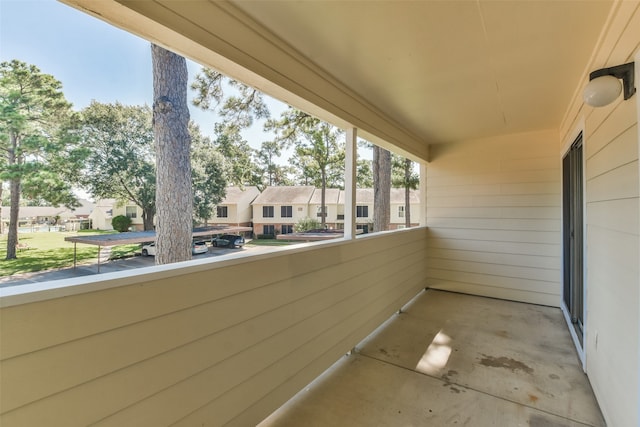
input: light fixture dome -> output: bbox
[583,75,622,107]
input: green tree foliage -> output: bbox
[191,68,269,188]
[76,101,157,231]
[392,154,419,227]
[213,123,261,187]
[294,217,321,233]
[357,159,374,188]
[191,67,395,232]
[354,136,377,188]
[256,140,294,187]
[76,102,227,232]
[269,108,344,227]
[191,68,270,131]
[190,123,227,225]
[0,60,78,259]
[392,154,419,189]
[291,123,345,189]
[265,107,319,147]
[111,214,132,232]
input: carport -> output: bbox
[64,226,252,272]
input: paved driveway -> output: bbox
[0,244,278,288]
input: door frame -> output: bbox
[560,123,587,370]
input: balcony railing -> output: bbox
[0,228,429,426]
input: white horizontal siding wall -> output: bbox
[559,3,640,425]
[0,228,427,427]
[390,202,419,225]
[210,204,236,224]
[290,204,308,223]
[426,130,561,306]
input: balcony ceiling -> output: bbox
[231,0,612,143]
[66,0,614,157]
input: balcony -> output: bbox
[0,226,618,426]
[6,1,640,425]
[261,290,604,426]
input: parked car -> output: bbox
[192,241,209,255]
[141,241,209,256]
[211,234,245,248]
[141,242,156,256]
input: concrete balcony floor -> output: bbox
[260,289,604,427]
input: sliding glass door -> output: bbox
[562,134,584,344]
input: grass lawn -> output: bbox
[245,239,296,246]
[0,230,140,277]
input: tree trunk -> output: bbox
[6,134,20,260]
[151,44,193,265]
[320,169,326,228]
[373,146,391,232]
[142,209,155,231]
[405,158,411,227]
[268,152,273,186]
[6,177,20,260]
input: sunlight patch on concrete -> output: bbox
[416,329,451,375]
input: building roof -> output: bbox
[309,188,340,205]
[1,206,65,220]
[220,186,260,204]
[1,200,96,221]
[94,199,116,208]
[69,199,96,216]
[336,189,419,204]
[390,189,420,204]
[338,189,373,205]
[252,186,315,205]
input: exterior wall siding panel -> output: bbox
[426,130,562,306]
[558,3,640,425]
[0,228,428,426]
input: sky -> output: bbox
[0,0,287,146]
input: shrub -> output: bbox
[112,215,132,232]
[294,217,321,232]
[256,234,275,239]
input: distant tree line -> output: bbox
[1,57,418,261]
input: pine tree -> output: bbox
[151,45,192,265]
[0,60,77,259]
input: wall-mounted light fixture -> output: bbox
[583,62,635,107]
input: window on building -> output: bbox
[217,206,228,218]
[281,224,293,234]
[125,206,137,219]
[263,225,275,235]
[281,205,293,218]
[263,206,274,218]
[356,224,369,234]
[398,205,405,218]
[356,205,368,218]
[317,206,327,218]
